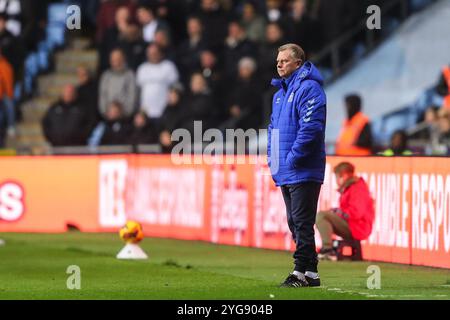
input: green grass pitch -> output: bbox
[0,233,449,300]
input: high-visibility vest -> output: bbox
[443,66,450,109]
[335,112,371,156]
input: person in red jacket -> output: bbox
[316,161,375,261]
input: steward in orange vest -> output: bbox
[335,94,373,155]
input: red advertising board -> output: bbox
[0,155,449,268]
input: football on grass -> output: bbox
[119,221,144,244]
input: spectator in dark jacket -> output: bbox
[223,20,257,79]
[285,0,322,56]
[159,82,185,133]
[42,85,91,146]
[258,22,285,87]
[118,23,147,70]
[76,65,99,133]
[136,4,170,44]
[99,6,131,72]
[335,94,373,155]
[129,111,159,145]
[176,16,207,83]
[88,101,133,146]
[0,14,24,81]
[196,0,230,50]
[220,57,262,130]
[182,72,214,134]
[158,83,186,153]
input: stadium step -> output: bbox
[55,49,98,74]
[69,37,92,50]
[21,97,57,122]
[10,37,99,155]
[38,74,79,98]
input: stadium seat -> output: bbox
[332,239,363,261]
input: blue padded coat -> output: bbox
[267,61,327,186]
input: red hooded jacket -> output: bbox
[339,177,375,240]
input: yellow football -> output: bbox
[119,221,144,244]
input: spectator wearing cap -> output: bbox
[136,43,179,119]
[99,48,138,118]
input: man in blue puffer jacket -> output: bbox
[268,43,327,287]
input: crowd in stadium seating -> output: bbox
[40,0,377,151]
[0,0,447,156]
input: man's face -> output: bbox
[200,51,215,68]
[147,45,162,63]
[266,24,282,43]
[335,172,352,189]
[62,85,76,104]
[115,7,130,26]
[191,74,205,93]
[276,50,301,78]
[110,50,125,70]
[137,8,153,25]
[106,104,121,121]
[187,18,202,36]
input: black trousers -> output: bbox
[281,182,322,273]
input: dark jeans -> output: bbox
[281,182,322,273]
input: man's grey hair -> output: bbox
[278,43,305,64]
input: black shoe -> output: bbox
[305,275,321,287]
[280,273,309,288]
[318,248,337,261]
